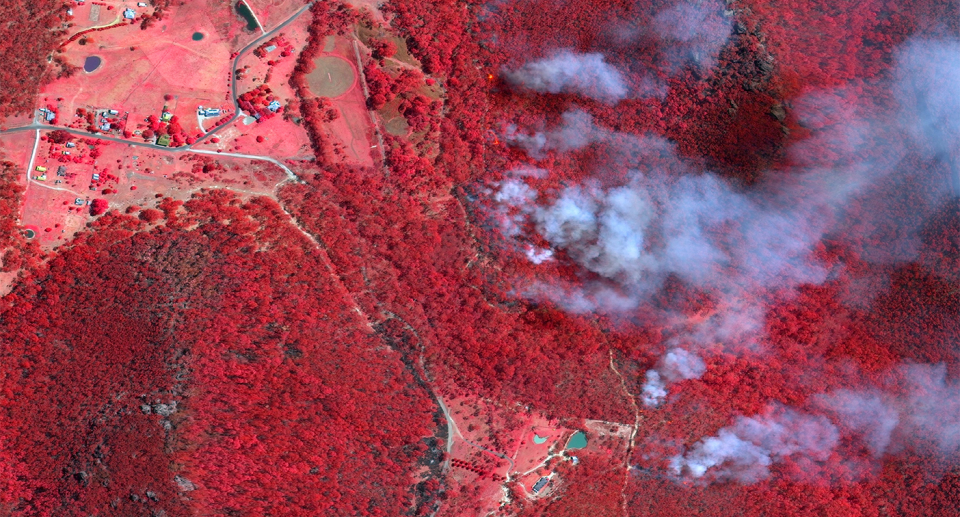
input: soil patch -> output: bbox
[305,55,356,98]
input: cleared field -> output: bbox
[306,56,357,98]
[42,0,254,139]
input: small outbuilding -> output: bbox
[123,8,135,19]
[268,100,281,112]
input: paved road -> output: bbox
[0,2,315,169]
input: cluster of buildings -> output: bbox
[99,109,121,132]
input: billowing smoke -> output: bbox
[492,147,833,315]
[670,364,960,482]
[502,50,629,103]
[669,406,840,483]
[489,30,960,486]
[642,348,707,407]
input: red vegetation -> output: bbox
[0,191,438,515]
[89,198,109,215]
[0,1,71,117]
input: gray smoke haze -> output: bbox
[502,50,629,103]
[895,39,960,165]
[503,110,604,158]
[653,0,732,73]
[815,390,899,458]
[669,406,840,483]
[898,363,960,457]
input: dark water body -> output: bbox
[192,32,204,41]
[235,2,258,31]
[83,56,101,73]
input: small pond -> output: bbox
[533,434,547,445]
[83,56,102,73]
[192,32,204,41]
[565,431,587,450]
[23,229,35,239]
[236,1,258,30]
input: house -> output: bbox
[100,123,111,131]
[62,151,71,155]
[34,174,46,181]
[92,173,100,181]
[65,142,76,148]
[161,111,173,122]
[531,477,550,494]
[35,166,47,173]
[267,100,281,112]
[265,45,277,53]
[67,9,73,15]
[45,111,55,121]
[138,2,147,5]
[75,198,85,206]
[57,166,67,176]
[107,109,119,115]
[203,108,221,117]
[123,8,135,19]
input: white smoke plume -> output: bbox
[642,348,707,407]
[502,50,629,103]
[492,158,832,315]
[670,406,840,483]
